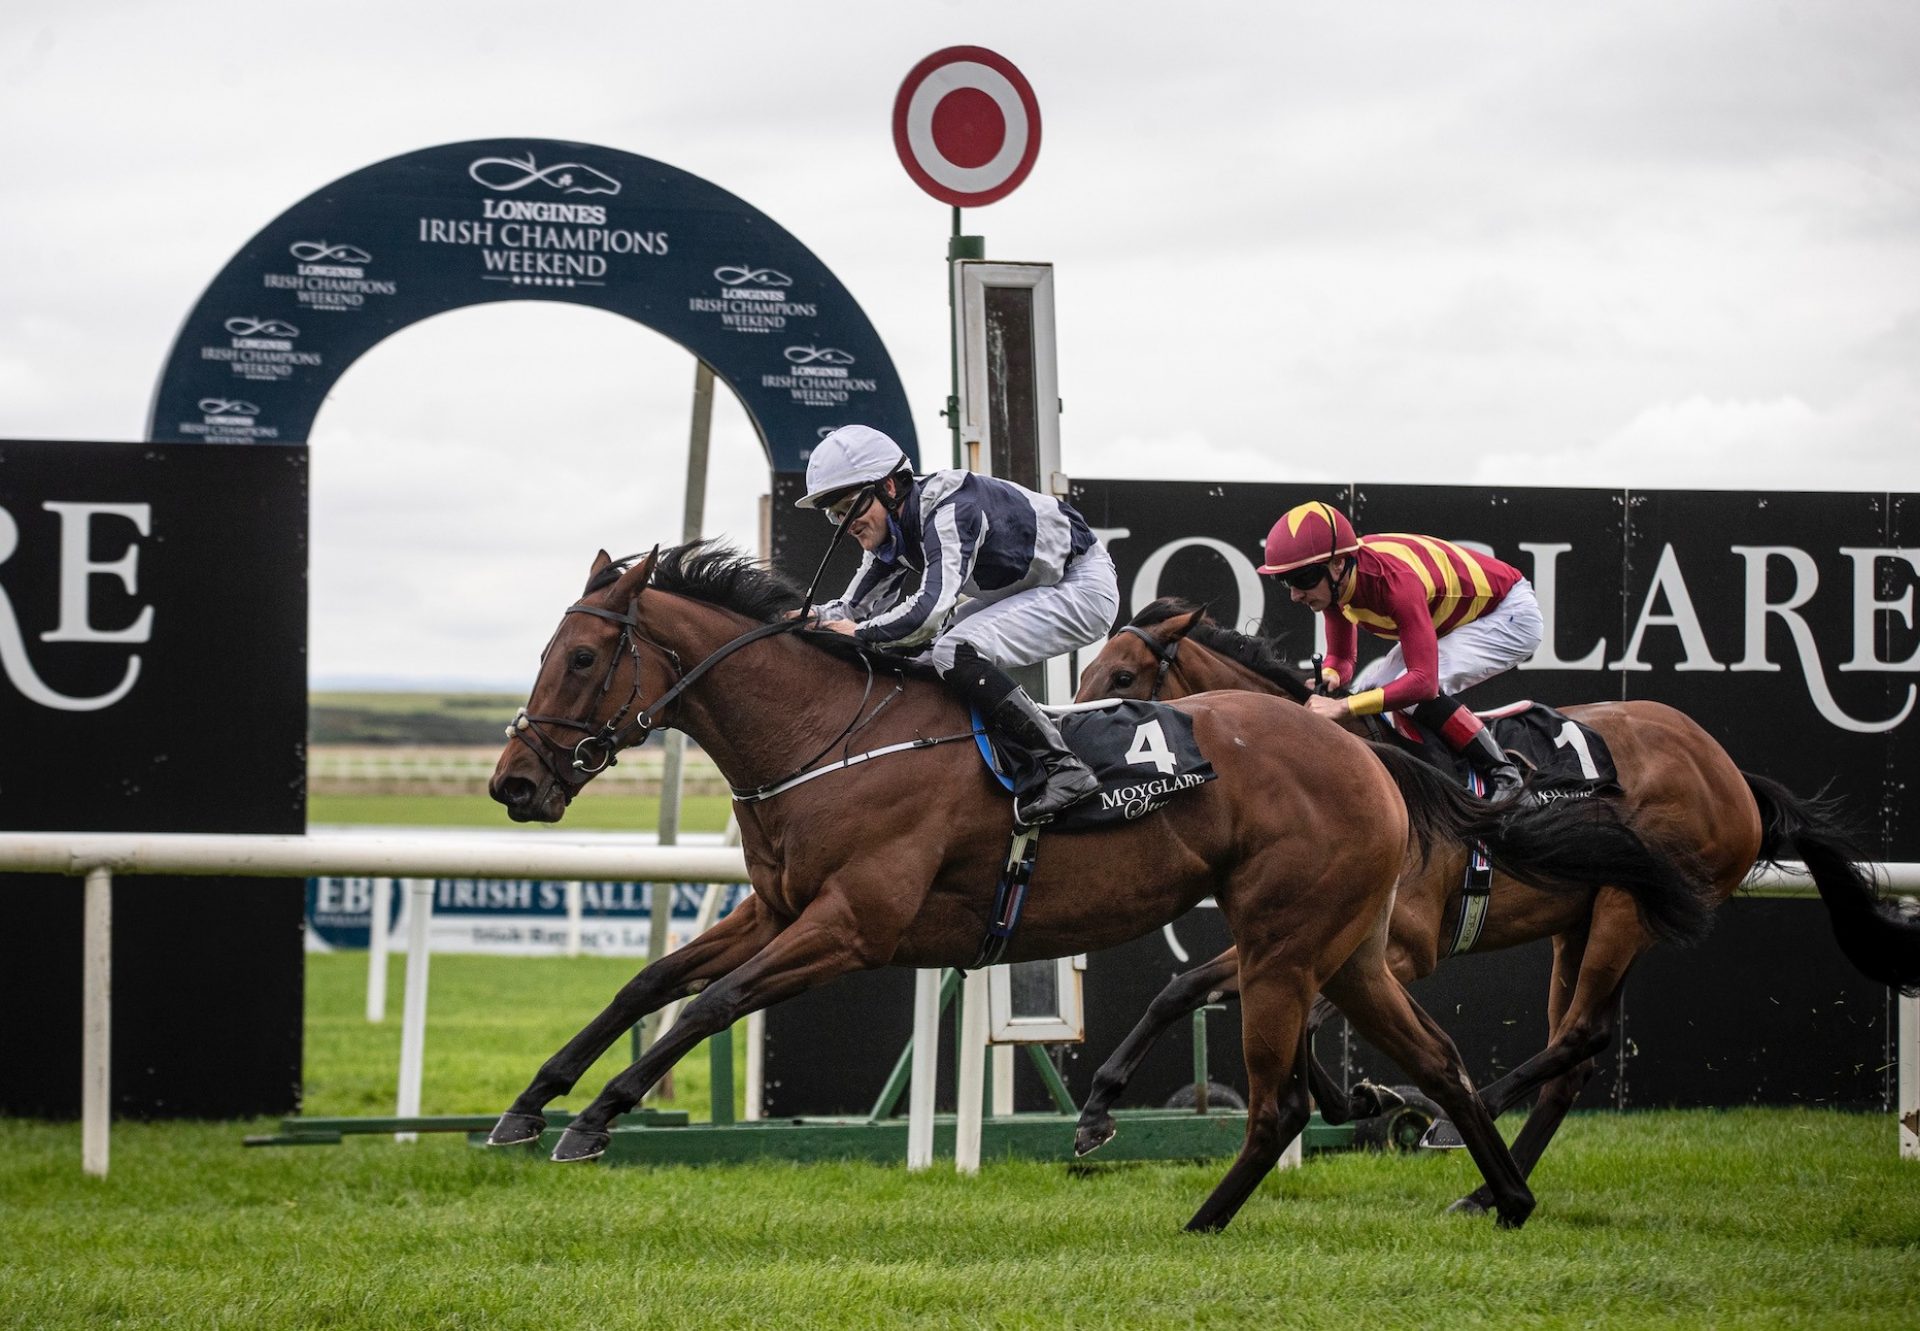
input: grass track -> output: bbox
[4,1111,1916,1329]
[5,955,1919,1328]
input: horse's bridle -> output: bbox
[507,576,815,800]
[1118,624,1182,701]
[507,595,686,794]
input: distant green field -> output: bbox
[308,792,733,832]
[310,691,525,745]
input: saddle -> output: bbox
[974,697,1217,832]
[1379,700,1622,797]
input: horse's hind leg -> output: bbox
[1321,957,1535,1228]
[1453,899,1644,1213]
[488,894,779,1145]
[1185,962,1313,1233]
[1076,948,1240,1157]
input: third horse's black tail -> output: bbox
[1744,771,1920,994]
[1368,742,1715,947]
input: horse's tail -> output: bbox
[1743,771,1920,994]
[1369,742,1714,947]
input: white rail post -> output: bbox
[1901,992,1918,1161]
[82,865,112,1178]
[955,968,991,1174]
[394,877,434,1141]
[564,880,583,957]
[365,877,390,1023]
[907,969,940,1169]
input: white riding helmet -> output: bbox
[797,425,911,509]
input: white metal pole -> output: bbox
[82,866,112,1178]
[992,1043,1015,1116]
[743,1008,764,1121]
[394,877,433,1141]
[1901,992,1918,1161]
[907,969,940,1169]
[365,877,390,1023]
[955,968,990,1174]
[564,880,583,957]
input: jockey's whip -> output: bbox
[797,484,872,618]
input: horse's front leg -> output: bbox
[1301,993,1407,1124]
[1075,948,1240,1156]
[488,894,779,1145]
[550,890,900,1162]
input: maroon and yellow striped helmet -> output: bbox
[1258,502,1359,576]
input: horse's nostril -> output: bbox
[493,775,536,807]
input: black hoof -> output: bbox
[1495,1194,1536,1230]
[487,1111,547,1146]
[1073,1114,1117,1158]
[550,1125,611,1163]
[1353,1080,1406,1118]
[1447,1190,1493,1216]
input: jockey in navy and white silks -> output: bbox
[798,424,1120,824]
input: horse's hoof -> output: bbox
[550,1125,611,1163]
[1354,1081,1405,1118]
[1494,1194,1536,1230]
[1073,1115,1117,1158]
[487,1111,547,1146]
[1447,1190,1493,1217]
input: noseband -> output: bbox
[1118,624,1182,700]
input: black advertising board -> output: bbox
[764,474,1912,1114]
[147,139,917,472]
[0,441,306,1117]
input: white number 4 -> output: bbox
[1126,719,1179,775]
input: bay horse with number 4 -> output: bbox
[483,543,1712,1231]
[1072,600,1920,1213]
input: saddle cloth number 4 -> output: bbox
[1126,719,1179,775]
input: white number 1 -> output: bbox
[1126,719,1178,775]
[1552,721,1600,779]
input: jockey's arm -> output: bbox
[1344,588,1440,718]
[1321,612,1357,691]
[852,500,976,649]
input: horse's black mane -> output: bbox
[586,540,805,622]
[1131,598,1313,701]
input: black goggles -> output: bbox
[1277,562,1332,591]
[823,486,876,527]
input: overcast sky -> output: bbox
[3,1,1916,688]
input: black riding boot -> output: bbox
[989,689,1101,824]
[1411,693,1533,807]
[1460,726,1534,807]
[942,643,1099,825]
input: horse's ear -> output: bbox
[609,545,661,603]
[589,550,613,579]
[1163,604,1210,643]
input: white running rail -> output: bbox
[0,832,751,1177]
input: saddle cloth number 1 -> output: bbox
[1126,719,1179,775]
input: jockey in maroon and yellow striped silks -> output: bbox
[1258,501,1544,803]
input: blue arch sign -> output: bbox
[146,139,917,471]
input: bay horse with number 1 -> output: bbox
[1072,600,1920,1214]
[483,543,1710,1231]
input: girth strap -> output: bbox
[1445,768,1496,957]
[969,825,1042,971]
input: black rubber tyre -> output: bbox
[1162,1081,1247,1112]
[1351,1084,1443,1153]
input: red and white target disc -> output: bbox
[893,46,1041,208]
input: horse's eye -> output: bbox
[570,648,595,670]
[1113,671,1135,689]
